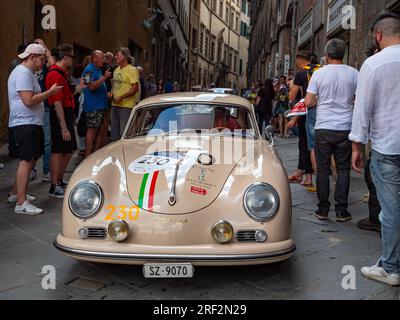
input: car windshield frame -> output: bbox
[124,103,260,140]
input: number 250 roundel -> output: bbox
[128,155,180,174]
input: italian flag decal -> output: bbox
[138,171,160,211]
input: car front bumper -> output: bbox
[54,234,296,266]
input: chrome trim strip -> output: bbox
[168,159,183,206]
[54,240,296,261]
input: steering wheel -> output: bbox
[212,127,228,131]
[210,127,229,134]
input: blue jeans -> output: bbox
[42,111,52,174]
[371,150,400,274]
[306,107,317,151]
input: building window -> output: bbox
[211,0,217,11]
[217,41,222,63]
[236,13,239,32]
[204,30,210,59]
[199,26,204,55]
[210,36,216,62]
[234,51,238,74]
[192,28,198,50]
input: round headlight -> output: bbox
[69,181,103,219]
[244,183,280,222]
[108,220,130,242]
[211,221,234,244]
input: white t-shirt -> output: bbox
[307,64,358,131]
[8,64,44,128]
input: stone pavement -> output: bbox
[0,138,399,300]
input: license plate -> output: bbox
[143,263,194,278]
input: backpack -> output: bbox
[303,64,322,82]
[46,67,75,96]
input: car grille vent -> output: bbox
[87,228,107,239]
[235,230,257,242]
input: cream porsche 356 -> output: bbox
[54,92,295,278]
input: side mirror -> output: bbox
[265,125,275,145]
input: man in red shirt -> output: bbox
[46,44,76,199]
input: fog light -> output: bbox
[255,230,268,242]
[108,220,130,242]
[78,227,88,239]
[212,221,234,244]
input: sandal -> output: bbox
[300,181,313,187]
[288,175,303,183]
[306,186,317,193]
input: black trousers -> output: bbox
[365,158,381,224]
[256,111,271,133]
[315,129,351,215]
[298,115,313,174]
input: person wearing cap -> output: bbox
[7,44,63,215]
[111,47,140,141]
[7,44,27,160]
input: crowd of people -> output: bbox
[6,40,183,215]
[4,12,400,287]
[243,76,291,138]
[244,13,400,287]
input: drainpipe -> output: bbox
[291,0,298,70]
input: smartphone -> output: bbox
[84,72,92,85]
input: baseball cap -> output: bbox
[18,44,46,59]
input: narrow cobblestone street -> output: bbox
[0,137,398,300]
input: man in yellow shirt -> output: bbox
[111,47,140,141]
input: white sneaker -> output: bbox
[8,194,36,204]
[361,264,400,287]
[42,173,51,182]
[15,201,43,216]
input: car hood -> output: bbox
[123,136,255,214]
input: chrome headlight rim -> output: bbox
[68,180,104,220]
[211,220,234,244]
[243,182,280,222]
[108,219,130,242]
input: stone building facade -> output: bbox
[188,0,250,91]
[238,0,251,92]
[0,0,190,142]
[249,0,400,82]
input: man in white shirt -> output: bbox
[305,39,358,223]
[7,44,62,215]
[350,13,400,287]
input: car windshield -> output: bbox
[125,104,257,139]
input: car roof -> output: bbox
[137,92,253,111]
